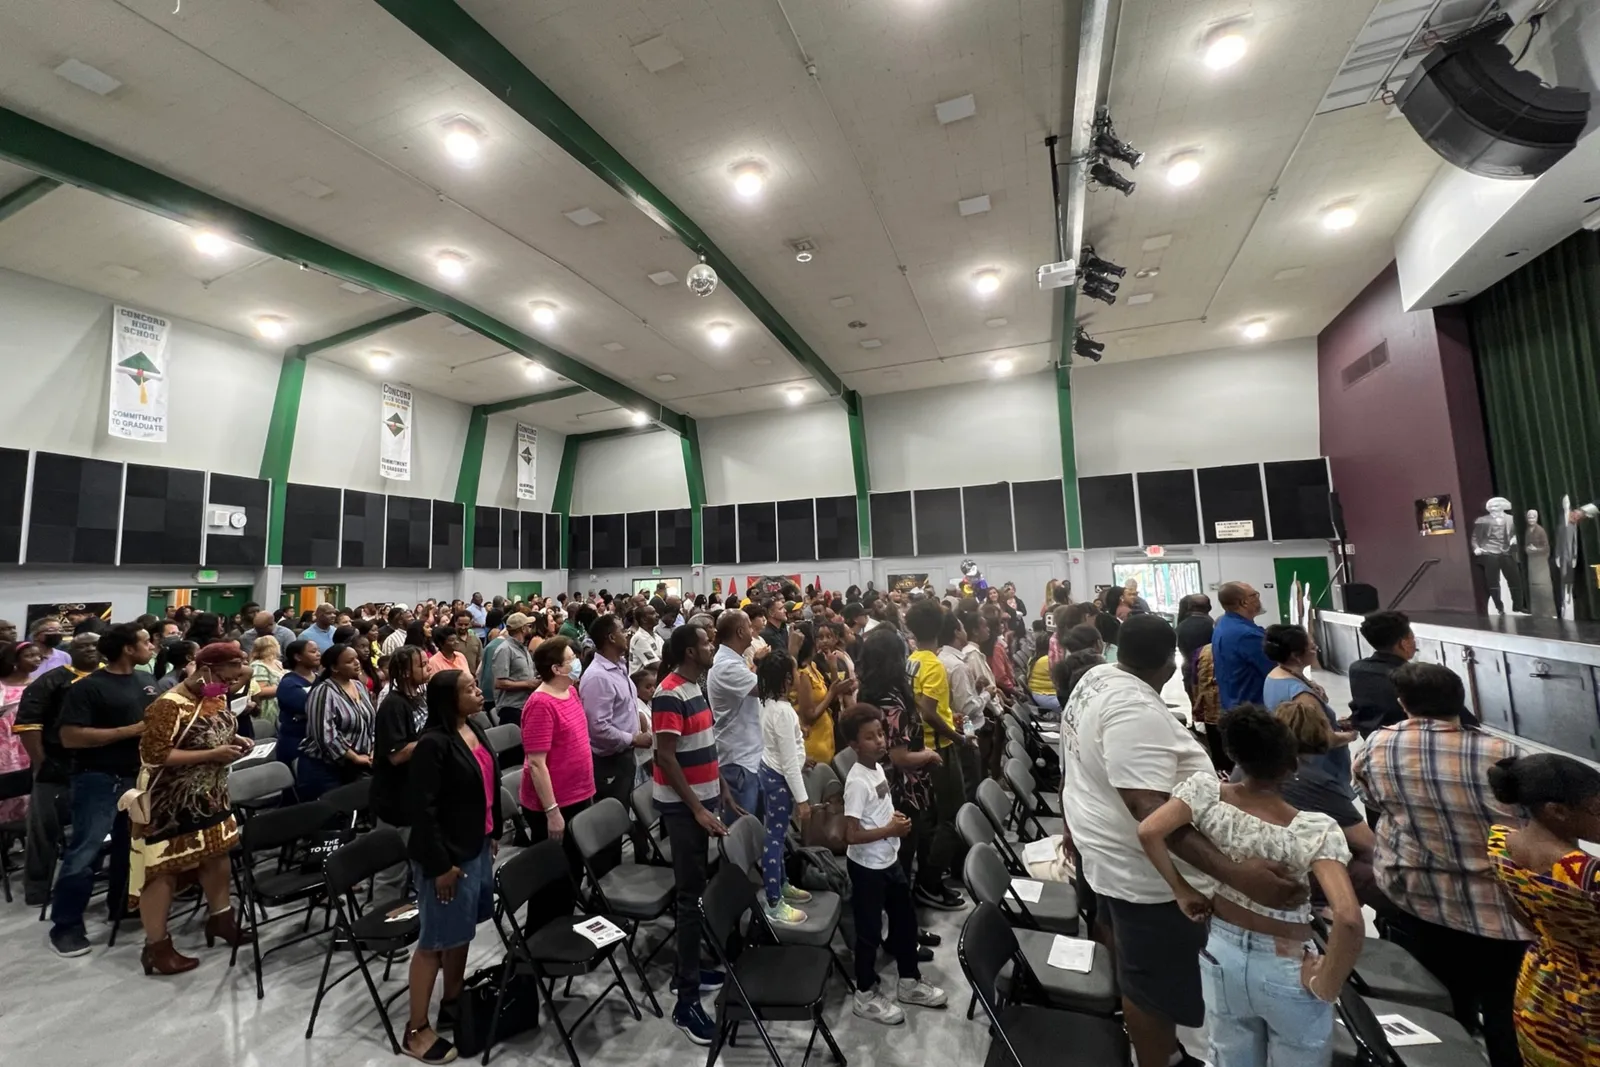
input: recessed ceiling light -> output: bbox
[54,58,121,96]
[785,385,805,405]
[435,250,469,279]
[632,35,685,73]
[985,317,1009,328]
[442,118,484,163]
[1134,268,1160,279]
[647,270,677,286]
[254,315,287,340]
[992,357,1014,376]
[829,295,855,308]
[707,322,732,347]
[935,93,977,125]
[1128,293,1155,305]
[1242,319,1269,341]
[529,301,557,326]
[339,281,371,295]
[289,175,335,199]
[973,269,1002,295]
[1166,154,1202,187]
[1322,206,1358,232]
[563,207,604,227]
[860,338,883,349]
[103,264,141,281]
[524,362,545,381]
[752,357,773,366]
[655,373,677,383]
[192,230,230,257]
[1204,32,1248,70]
[630,410,649,426]
[731,162,766,199]
[1141,233,1173,251]
[958,194,992,217]
[602,342,627,352]
[1273,267,1307,282]
[368,350,395,373]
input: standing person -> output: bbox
[0,642,44,822]
[1348,610,1422,737]
[579,614,651,863]
[759,598,790,650]
[840,702,948,1024]
[651,622,731,1045]
[1174,594,1214,699]
[403,669,501,1066]
[296,644,376,800]
[1354,662,1527,1067]
[129,643,253,976]
[1212,581,1275,711]
[239,611,297,658]
[274,639,319,774]
[488,612,539,727]
[707,610,766,824]
[937,612,987,799]
[629,603,663,674]
[425,627,471,678]
[755,651,813,926]
[1486,754,1600,1067]
[465,592,488,639]
[904,599,968,911]
[1262,624,1357,797]
[372,646,430,897]
[519,637,596,884]
[654,597,683,644]
[49,623,158,958]
[301,603,340,652]
[28,616,71,678]
[790,621,855,767]
[380,605,412,658]
[453,610,483,677]
[245,636,284,728]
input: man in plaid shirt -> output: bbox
[1354,661,1528,1067]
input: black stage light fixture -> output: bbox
[1089,161,1136,196]
[1081,279,1117,305]
[1094,131,1144,168]
[1074,326,1105,362]
[1080,247,1127,278]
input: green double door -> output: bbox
[1273,556,1331,623]
[145,585,255,619]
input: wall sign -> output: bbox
[109,305,171,442]
[380,383,412,481]
[1214,520,1255,540]
[515,423,538,501]
[1415,494,1455,536]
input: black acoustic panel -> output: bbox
[814,495,858,560]
[1264,459,1335,540]
[1135,470,1201,546]
[568,514,591,571]
[738,502,778,564]
[591,513,625,569]
[120,464,204,566]
[962,483,1014,554]
[658,508,693,566]
[475,505,502,570]
[544,513,562,568]
[500,509,520,568]
[704,505,738,566]
[385,496,432,569]
[1079,474,1139,550]
[1011,479,1067,551]
[1197,464,1267,543]
[27,453,122,565]
[626,511,656,568]
[520,511,543,569]
[869,491,914,557]
[0,447,28,564]
[340,490,385,569]
[913,487,964,555]
[205,474,268,567]
[431,499,464,568]
[282,483,342,569]
[776,499,816,562]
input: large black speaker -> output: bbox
[1397,15,1590,180]
[1340,583,1381,615]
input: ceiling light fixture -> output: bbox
[707,322,732,347]
[529,301,557,326]
[192,230,230,256]
[1242,319,1269,341]
[785,385,805,405]
[973,269,1002,295]
[655,373,677,383]
[1204,32,1248,70]
[686,256,719,297]
[442,118,484,162]
[1322,205,1358,232]
[524,362,545,381]
[992,357,1014,376]
[254,315,287,340]
[731,162,766,199]
[630,410,650,426]
[1166,154,1202,187]
[435,250,469,279]
[368,350,395,373]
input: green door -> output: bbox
[195,585,254,617]
[1273,556,1331,624]
[506,581,543,601]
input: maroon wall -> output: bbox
[1318,264,1488,613]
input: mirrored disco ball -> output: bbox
[686,261,719,297]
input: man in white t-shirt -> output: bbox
[1058,614,1304,1067]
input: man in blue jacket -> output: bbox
[1211,581,1274,710]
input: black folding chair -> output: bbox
[322,778,372,830]
[232,799,339,999]
[1334,982,1487,1067]
[974,778,1029,872]
[699,863,845,1067]
[305,829,418,1052]
[963,842,1078,936]
[956,802,1025,876]
[484,723,523,771]
[486,839,644,1066]
[0,768,33,903]
[1003,757,1061,843]
[569,798,672,1017]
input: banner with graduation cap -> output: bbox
[109,305,171,441]
[515,422,538,501]
[380,382,412,481]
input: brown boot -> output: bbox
[204,908,242,948]
[140,937,199,976]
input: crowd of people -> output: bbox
[2,573,1596,1067]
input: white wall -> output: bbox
[0,565,265,627]
[1070,340,1322,476]
[697,404,855,504]
[290,359,471,500]
[863,373,1063,492]
[568,431,690,514]
[478,413,566,513]
[0,267,279,476]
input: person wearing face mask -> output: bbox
[128,641,253,975]
[29,615,70,679]
[518,636,597,885]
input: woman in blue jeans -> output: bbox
[1137,706,1366,1067]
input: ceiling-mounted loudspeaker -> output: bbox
[1396,15,1590,180]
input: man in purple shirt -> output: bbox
[578,613,652,863]
[29,616,71,679]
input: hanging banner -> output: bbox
[380,383,412,481]
[515,423,538,501]
[108,305,171,441]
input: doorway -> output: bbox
[147,585,255,619]
[279,585,349,617]
[1273,556,1331,625]
[506,581,543,601]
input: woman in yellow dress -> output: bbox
[1487,753,1600,1067]
[788,621,856,764]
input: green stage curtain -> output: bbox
[1469,229,1600,620]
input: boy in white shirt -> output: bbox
[841,703,948,1025]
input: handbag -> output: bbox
[451,960,540,1057]
[117,701,206,826]
[800,796,848,855]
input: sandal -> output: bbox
[401,1024,458,1064]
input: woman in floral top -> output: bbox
[855,627,939,883]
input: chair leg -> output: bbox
[828,949,856,994]
[352,942,403,1055]
[816,1013,847,1066]
[704,1019,729,1067]
[304,930,340,1038]
[747,1015,787,1067]
[965,990,977,1020]
[801,1018,821,1067]
[480,952,516,1066]
[251,894,267,1000]
[622,936,662,1018]
[534,967,583,1067]
[608,953,644,1021]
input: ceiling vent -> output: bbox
[1341,341,1391,389]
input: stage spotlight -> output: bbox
[1094,131,1144,168]
[1080,247,1127,279]
[1074,326,1105,362]
[1081,279,1118,305]
[1089,161,1136,196]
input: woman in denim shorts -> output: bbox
[402,669,503,1063]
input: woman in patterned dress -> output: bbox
[1487,753,1600,1066]
[130,642,253,976]
[0,641,44,822]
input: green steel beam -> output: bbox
[0,106,689,435]
[259,351,308,566]
[370,0,849,402]
[1055,362,1083,548]
[680,420,706,566]
[844,390,872,557]
[455,406,490,569]
[0,176,60,223]
[299,306,429,358]
[551,436,583,570]
[479,385,585,416]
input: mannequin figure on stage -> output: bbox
[1525,510,1556,617]
[1471,496,1524,614]
[1566,495,1594,617]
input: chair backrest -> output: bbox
[322,777,372,819]
[701,862,758,949]
[495,838,575,917]
[630,778,658,829]
[325,827,407,896]
[1004,716,1028,746]
[962,842,1012,909]
[253,717,278,740]
[959,902,1021,1010]
[831,745,858,781]
[230,760,295,806]
[721,814,764,881]
[569,796,631,861]
[805,761,842,804]
[955,802,996,851]
[1004,757,1038,812]
[242,799,338,852]
[0,767,35,802]
[975,777,1013,833]
[1335,984,1406,1067]
[485,722,522,755]
[501,765,523,800]
[468,711,493,734]
[499,787,519,834]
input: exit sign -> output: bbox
[195,569,218,584]
[304,570,317,580]
[652,568,662,576]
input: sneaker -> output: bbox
[764,900,809,926]
[916,930,942,948]
[50,927,91,958]
[780,882,813,905]
[852,988,906,1025]
[912,884,966,911]
[896,977,948,1008]
[698,968,725,992]
[672,999,717,1046]
[917,946,935,964]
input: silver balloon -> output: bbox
[686,260,719,297]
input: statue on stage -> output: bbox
[1525,509,1557,617]
[1563,493,1594,618]
[1471,496,1524,614]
